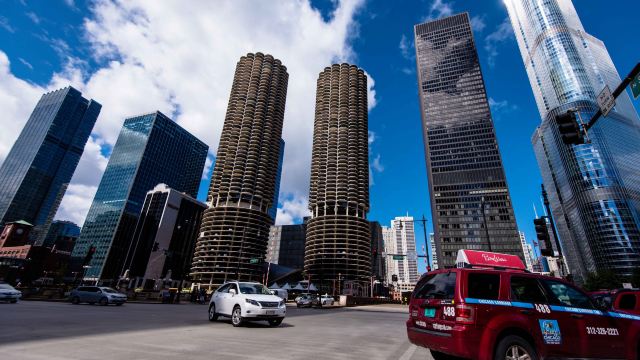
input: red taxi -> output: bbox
[406,250,640,360]
[590,289,640,316]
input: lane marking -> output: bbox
[399,344,417,360]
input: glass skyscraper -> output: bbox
[505,0,640,281]
[72,111,208,282]
[414,13,523,268]
[0,86,101,240]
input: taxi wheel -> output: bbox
[494,335,538,360]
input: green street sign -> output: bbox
[392,255,404,260]
[249,258,259,264]
[631,72,640,99]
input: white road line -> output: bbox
[398,344,417,360]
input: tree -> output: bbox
[583,270,623,291]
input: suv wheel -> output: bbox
[208,304,218,322]
[231,306,243,327]
[99,297,108,306]
[71,296,80,304]
[494,335,537,360]
[268,318,283,327]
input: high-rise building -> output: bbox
[429,233,438,270]
[505,0,640,281]
[191,53,288,287]
[41,220,80,249]
[266,222,306,270]
[305,63,371,289]
[390,216,419,285]
[0,87,101,240]
[370,221,386,282]
[519,231,534,272]
[382,225,395,285]
[414,13,523,268]
[268,139,285,223]
[72,111,208,282]
[121,184,206,289]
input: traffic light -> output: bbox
[533,218,552,257]
[555,111,584,145]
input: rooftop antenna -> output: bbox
[533,203,538,218]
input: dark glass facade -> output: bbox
[122,184,205,286]
[0,87,101,241]
[414,13,522,268]
[72,112,208,282]
[41,220,80,249]
[268,223,307,270]
[370,221,386,282]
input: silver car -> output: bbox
[70,286,127,306]
[0,283,21,303]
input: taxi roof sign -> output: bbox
[456,249,526,270]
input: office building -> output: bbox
[120,184,205,289]
[505,0,640,281]
[0,87,101,240]
[266,221,306,270]
[41,220,80,249]
[519,231,534,272]
[305,63,371,289]
[191,53,288,287]
[72,111,208,282]
[390,216,419,284]
[382,225,396,285]
[370,221,386,282]
[414,13,523,268]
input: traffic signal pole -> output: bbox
[584,62,640,131]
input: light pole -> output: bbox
[397,215,431,271]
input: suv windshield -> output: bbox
[239,283,272,295]
[413,272,457,300]
[100,287,118,294]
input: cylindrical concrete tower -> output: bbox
[191,53,288,288]
[305,63,371,290]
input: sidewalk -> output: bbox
[343,303,409,313]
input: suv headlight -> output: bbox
[279,300,285,307]
[246,298,260,306]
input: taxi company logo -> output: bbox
[432,323,452,331]
[482,254,507,263]
[539,319,562,345]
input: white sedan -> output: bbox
[0,283,22,303]
[208,281,286,327]
[320,294,335,306]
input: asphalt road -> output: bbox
[0,301,432,360]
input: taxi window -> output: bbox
[468,273,500,300]
[619,294,637,310]
[413,272,456,300]
[510,276,547,303]
[541,279,594,309]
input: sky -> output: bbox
[1,0,639,273]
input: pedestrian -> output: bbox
[190,288,197,303]
[199,288,206,304]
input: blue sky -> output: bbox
[1,0,639,273]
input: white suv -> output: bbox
[208,281,286,327]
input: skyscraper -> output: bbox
[414,13,523,268]
[429,233,438,270]
[191,53,288,287]
[41,220,80,249]
[72,111,208,282]
[519,231,534,272]
[266,222,306,270]
[382,225,396,285]
[505,0,640,281]
[0,87,101,240]
[370,221,386,282]
[390,216,419,285]
[268,139,285,223]
[121,184,206,288]
[305,63,370,290]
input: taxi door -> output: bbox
[541,279,625,359]
[509,275,580,358]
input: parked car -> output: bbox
[590,289,640,315]
[69,286,127,306]
[320,294,335,306]
[270,288,288,301]
[295,293,321,308]
[407,249,640,360]
[208,281,286,327]
[0,283,22,303]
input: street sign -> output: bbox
[392,255,404,260]
[596,85,616,117]
[249,258,259,264]
[631,72,640,99]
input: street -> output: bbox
[0,301,432,360]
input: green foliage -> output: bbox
[583,270,624,291]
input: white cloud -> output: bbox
[26,12,41,25]
[423,0,454,22]
[18,57,33,70]
[470,14,486,32]
[484,17,514,67]
[0,0,373,227]
[275,196,311,226]
[56,184,98,225]
[399,34,413,60]
[372,154,384,173]
[488,97,518,119]
[0,16,15,33]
